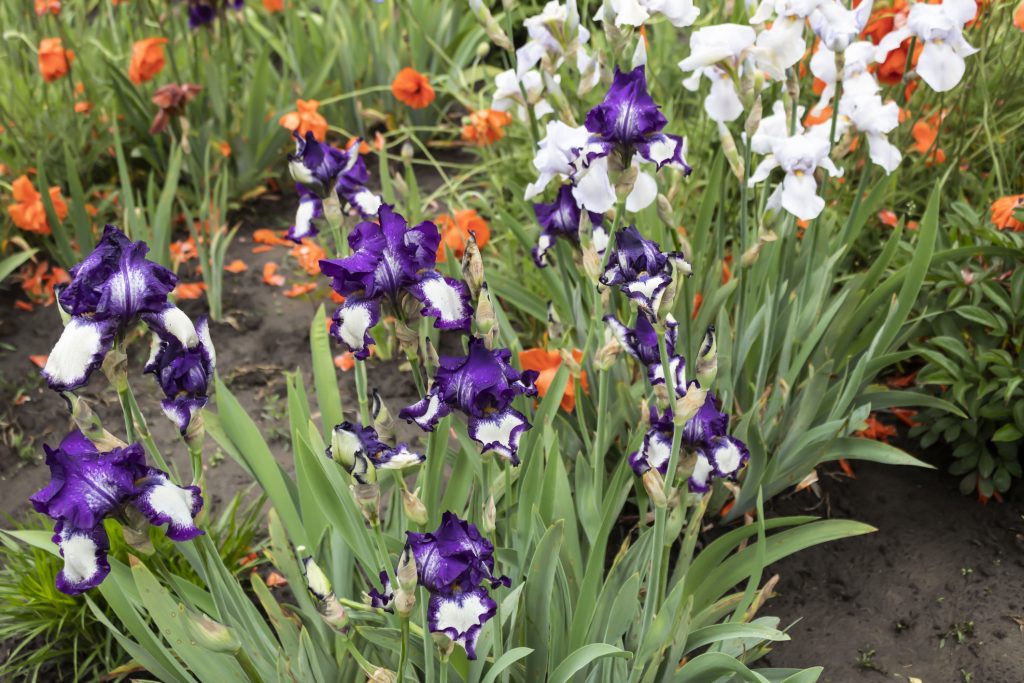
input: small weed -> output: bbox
[856,647,885,673]
[939,621,976,648]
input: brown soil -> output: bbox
[764,452,1024,683]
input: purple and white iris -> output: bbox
[326,421,425,484]
[287,131,381,241]
[571,66,691,214]
[405,512,509,659]
[319,205,472,358]
[30,429,203,594]
[532,185,608,267]
[600,226,691,317]
[144,316,215,434]
[42,225,198,393]
[628,397,749,493]
[400,338,538,465]
[604,312,686,392]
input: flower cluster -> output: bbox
[42,225,199,393]
[405,512,509,659]
[287,131,382,241]
[319,204,473,358]
[30,430,204,594]
[401,338,538,464]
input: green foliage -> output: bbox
[909,209,1024,496]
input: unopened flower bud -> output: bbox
[614,164,639,199]
[547,302,564,340]
[329,424,361,470]
[642,469,668,508]
[394,316,419,358]
[371,390,395,444]
[186,611,240,653]
[582,243,603,284]
[101,344,129,392]
[638,398,650,426]
[482,495,497,534]
[461,232,485,298]
[65,393,126,451]
[594,331,622,371]
[656,194,675,229]
[468,0,514,50]
[475,284,498,348]
[424,338,440,371]
[433,632,456,658]
[673,382,708,426]
[718,122,744,181]
[370,667,398,683]
[695,326,718,388]
[744,96,763,140]
[475,42,491,60]
[402,488,429,526]
[559,348,582,375]
[400,142,414,163]
[184,411,205,451]
[299,550,333,600]
[351,482,381,525]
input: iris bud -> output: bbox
[351,482,381,525]
[614,164,639,199]
[547,302,564,341]
[330,424,361,470]
[101,344,129,392]
[656,194,675,230]
[370,668,398,683]
[65,393,126,451]
[371,390,396,444]
[461,232,485,299]
[474,284,498,348]
[642,469,668,508]
[695,326,718,388]
[744,96,763,140]
[718,122,745,181]
[482,495,497,534]
[475,42,491,60]
[468,0,513,51]
[185,611,240,653]
[673,382,708,427]
[401,488,429,526]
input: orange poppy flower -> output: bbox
[461,110,512,146]
[128,37,168,85]
[691,292,703,320]
[218,141,232,157]
[391,68,435,109]
[877,209,899,226]
[262,262,285,286]
[39,38,74,83]
[29,355,49,369]
[435,209,490,262]
[1016,0,1024,30]
[18,260,69,306]
[330,290,346,304]
[518,348,588,413]
[262,0,284,11]
[35,0,61,15]
[346,137,371,155]
[290,238,326,275]
[278,99,328,141]
[990,194,1024,232]
[7,175,68,235]
[910,113,946,165]
[74,101,92,114]
[174,282,207,300]
[224,259,248,273]
[803,106,833,127]
[252,245,274,254]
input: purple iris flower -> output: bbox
[320,205,472,358]
[367,570,393,609]
[187,0,243,29]
[405,512,509,659]
[604,312,686,392]
[287,184,324,242]
[42,225,198,392]
[287,132,381,229]
[531,185,608,267]
[581,66,691,171]
[600,226,691,316]
[144,316,216,434]
[30,429,204,594]
[326,421,424,483]
[399,338,538,464]
[628,396,749,493]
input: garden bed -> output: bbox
[3,216,1021,681]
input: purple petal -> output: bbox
[132,468,205,542]
[399,386,452,431]
[584,66,667,145]
[52,522,111,595]
[637,133,692,173]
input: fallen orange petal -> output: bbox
[224,259,248,273]
[262,262,286,287]
[284,282,317,298]
[15,300,34,312]
[334,352,356,371]
[264,571,288,587]
[174,282,207,300]
[29,355,48,368]
[252,245,274,254]
[253,228,291,246]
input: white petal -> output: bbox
[159,307,199,348]
[59,530,102,585]
[141,480,199,530]
[43,317,113,390]
[781,172,825,221]
[626,170,658,212]
[336,304,374,351]
[917,41,965,92]
[572,157,617,214]
[866,133,902,174]
[705,74,744,122]
[690,454,715,490]
[293,199,317,240]
[353,190,382,216]
[418,277,469,325]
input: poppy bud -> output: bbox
[185,611,240,654]
[475,42,491,60]
[695,326,718,388]
[400,142,414,163]
[401,488,428,526]
[391,172,408,199]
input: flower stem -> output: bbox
[398,616,410,683]
[234,649,264,683]
[355,359,371,425]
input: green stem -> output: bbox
[234,649,264,683]
[355,359,371,425]
[117,387,137,443]
[398,616,410,683]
